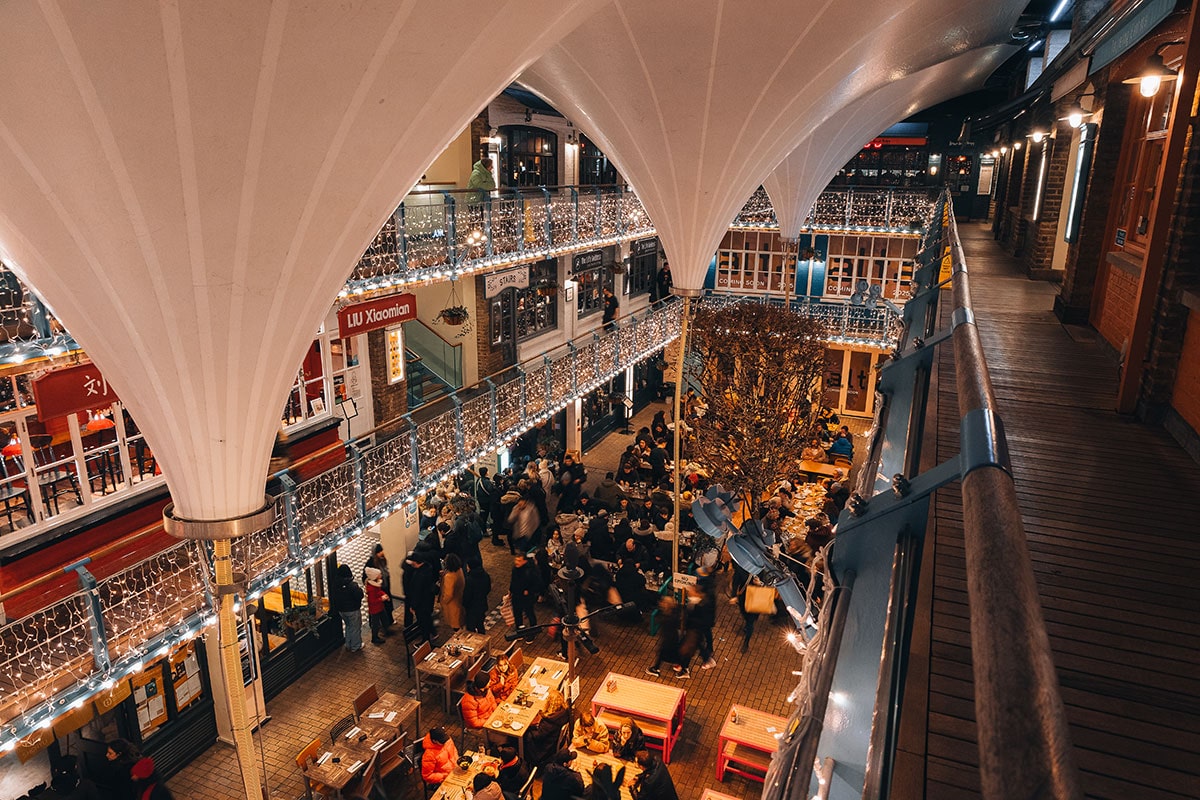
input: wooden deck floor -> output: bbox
[900,222,1200,799]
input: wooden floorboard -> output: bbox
[915,222,1200,799]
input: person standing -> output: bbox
[463,557,492,634]
[439,553,466,632]
[602,287,619,332]
[646,596,687,678]
[466,157,496,203]
[130,757,175,800]
[405,551,437,643]
[652,260,673,306]
[510,552,542,641]
[331,564,364,652]
[364,566,389,645]
[472,466,496,532]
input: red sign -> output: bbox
[866,136,928,148]
[337,293,417,338]
[32,363,119,421]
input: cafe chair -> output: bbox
[343,753,384,800]
[450,654,487,709]
[295,737,330,800]
[411,641,433,702]
[376,733,409,787]
[403,739,430,800]
[331,712,358,742]
[507,646,524,675]
[402,622,425,677]
[518,766,538,800]
[353,684,380,720]
[0,459,31,530]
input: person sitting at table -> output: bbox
[586,510,617,562]
[804,515,835,553]
[587,762,626,800]
[571,710,611,753]
[471,773,504,800]
[463,672,499,729]
[615,453,641,487]
[593,471,625,511]
[488,654,519,700]
[540,750,585,800]
[524,689,569,767]
[801,436,828,463]
[632,749,678,800]
[612,717,645,761]
[828,430,854,460]
[421,727,459,787]
[495,745,529,797]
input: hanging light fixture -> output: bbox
[1123,43,1183,97]
[1028,130,1047,143]
[1059,92,1096,129]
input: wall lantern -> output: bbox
[1123,42,1183,98]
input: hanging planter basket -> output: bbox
[437,306,470,326]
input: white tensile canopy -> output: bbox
[0,0,594,521]
[763,46,1015,241]
[520,0,1028,294]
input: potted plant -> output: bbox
[280,603,321,635]
[436,304,470,326]
[535,278,559,297]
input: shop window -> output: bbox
[627,238,658,296]
[500,125,558,187]
[579,134,618,185]
[823,234,918,300]
[283,340,327,425]
[490,261,559,348]
[574,260,614,318]
[1116,79,1176,252]
[715,230,790,293]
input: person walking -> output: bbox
[330,564,364,652]
[689,565,718,670]
[646,596,688,678]
[510,552,542,641]
[439,553,466,632]
[463,557,492,634]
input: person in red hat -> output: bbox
[130,756,174,800]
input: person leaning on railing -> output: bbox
[467,157,496,204]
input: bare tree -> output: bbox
[686,301,830,510]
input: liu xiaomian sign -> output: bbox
[337,294,417,338]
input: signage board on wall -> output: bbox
[484,267,531,298]
[337,293,417,338]
[633,237,658,255]
[572,250,604,274]
[32,362,118,421]
[976,161,996,195]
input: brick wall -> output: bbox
[1058,77,1130,321]
[1024,112,1073,278]
[1095,264,1138,351]
[368,327,407,425]
[470,108,490,165]
[1141,105,1200,423]
[474,274,514,378]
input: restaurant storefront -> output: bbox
[822,345,886,418]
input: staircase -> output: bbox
[405,350,453,408]
[402,319,462,409]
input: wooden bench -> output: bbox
[595,709,670,756]
[718,740,772,782]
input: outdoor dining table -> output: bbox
[797,459,842,481]
[416,630,489,712]
[701,790,744,800]
[716,704,788,782]
[483,656,568,758]
[360,690,421,743]
[590,671,686,763]
[429,750,501,800]
[571,749,642,800]
[302,738,378,798]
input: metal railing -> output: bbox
[763,191,1080,800]
[700,294,904,349]
[0,300,684,747]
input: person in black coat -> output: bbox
[404,552,438,643]
[463,557,492,634]
[510,552,542,639]
[633,750,678,800]
[540,750,585,800]
[495,745,529,797]
[586,512,616,562]
[331,564,365,652]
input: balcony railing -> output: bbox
[701,294,904,349]
[732,186,938,233]
[761,192,1078,800]
[0,299,685,747]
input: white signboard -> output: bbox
[484,267,530,298]
[673,572,697,588]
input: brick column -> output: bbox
[475,275,515,378]
[1055,78,1130,323]
[470,109,490,165]
[1024,112,1073,280]
[1138,94,1200,421]
[368,327,408,425]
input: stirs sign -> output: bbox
[337,293,417,338]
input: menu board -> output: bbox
[131,664,168,738]
[386,326,405,385]
[170,642,204,712]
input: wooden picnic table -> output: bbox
[590,671,686,763]
[361,691,420,741]
[571,749,642,800]
[716,704,787,782]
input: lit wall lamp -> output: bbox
[1013,140,1024,150]
[1028,130,1047,143]
[1059,92,1096,128]
[1123,41,1183,97]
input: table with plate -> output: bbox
[716,704,788,782]
[429,750,501,800]
[797,459,842,481]
[571,749,641,800]
[484,657,568,758]
[590,671,686,763]
[302,738,380,798]
[416,630,490,712]
[360,690,420,743]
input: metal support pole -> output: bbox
[670,295,692,578]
